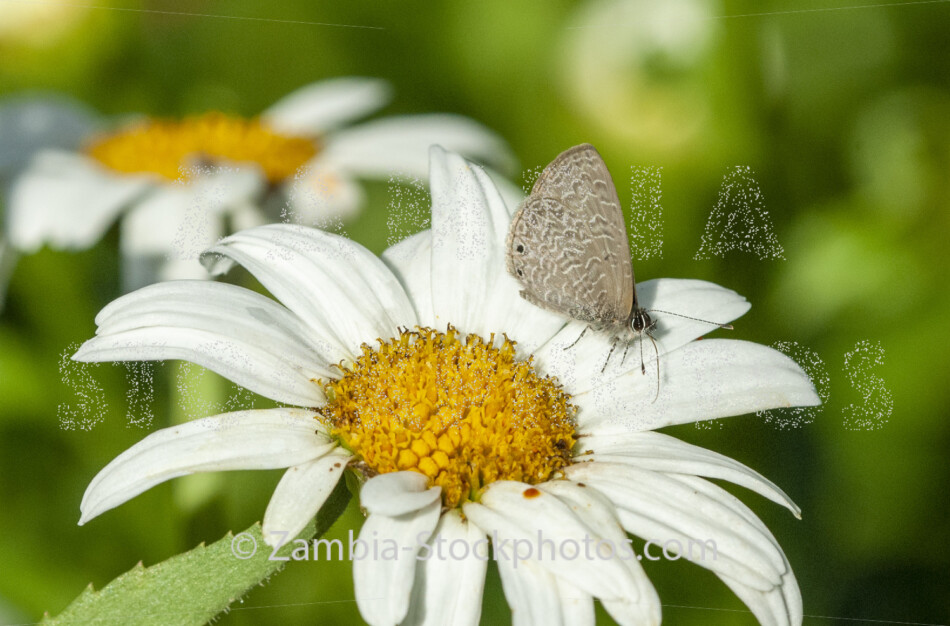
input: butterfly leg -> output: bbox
[619,341,630,368]
[600,339,618,373]
[564,325,590,351]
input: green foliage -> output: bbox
[44,482,350,626]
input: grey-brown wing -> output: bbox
[506,144,635,325]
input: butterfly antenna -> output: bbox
[646,309,734,330]
[620,341,630,368]
[565,325,590,351]
[647,332,660,404]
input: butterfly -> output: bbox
[506,144,731,393]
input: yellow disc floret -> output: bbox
[86,112,317,183]
[321,327,576,508]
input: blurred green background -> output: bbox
[1,0,948,624]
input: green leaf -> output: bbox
[44,480,351,626]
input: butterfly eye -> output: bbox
[516,244,525,253]
[516,268,523,276]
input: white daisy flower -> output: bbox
[5,77,514,290]
[75,147,818,626]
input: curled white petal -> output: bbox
[566,462,794,594]
[361,471,441,517]
[721,562,802,626]
[679,475,803,626]
[574,430,800,517]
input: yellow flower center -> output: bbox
[321,327,576,508]
[86,112,317,183]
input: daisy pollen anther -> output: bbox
[320,326,577,508]
[86,112,316,183]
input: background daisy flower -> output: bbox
[4,77,514,290]
[74,147,818,625]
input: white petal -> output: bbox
[80,408,332,524]
[486,167,526,218]
[229,203,269,232]
[539,481,661,626]
[135,166,262,285]
[574,430,800,517]
[7,150,153,252]
[574,339,821,432]
[122,166,263,254]
[73,280,335,407]
[119,185,220,290]
[263,77,392,135]
[565,462,791,592]
[0,95,98,179]
[324,114,516,179]
[720,566,802,626]
[201,224,417,360]
[262,448,352,546]
[534,279,750,392]
[381,230,436,328]
[462,480,655,613]
[600,596,662,626]
[153,254,220,284]
[493,553,565,626]
[638,278,749,353]
[361,471,441,517]
[427,147,565,353]
[675,475,803,626]
[401,509,488,626]
[354,498,442,626]
[554,578,595,626]
[281,159,364,226]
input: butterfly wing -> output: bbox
[506,144,635,326]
